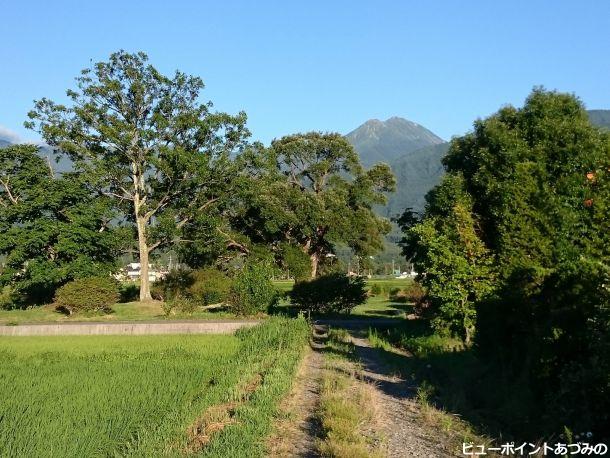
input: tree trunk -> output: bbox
[464,325,472,346]
[132,157,152,302]
[310,253,319,279]
[136,215,152,301]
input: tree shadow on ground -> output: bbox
[362,309,403,317]
[360,321,543,443]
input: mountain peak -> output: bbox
[385,116,414,124]
[346,116,444,167]
[364,118,383,125]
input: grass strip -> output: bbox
[317,328,385,458]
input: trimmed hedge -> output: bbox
[229,262,277,315]
[54,277,119,314]
[289,273,367,314]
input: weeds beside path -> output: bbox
[267,335,324,457]
[269,321,464,457]
[347,330,456,457]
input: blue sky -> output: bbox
[1,0,609,144]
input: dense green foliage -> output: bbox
[54,276,119,314]
[0,286,12,309]
[229,262,277,315]
[404,175,495,343]
[152,268,194,301]
[401,89,610,438]
[189,268,232,305]
[153,265,274,315]
[369,283,382,296]
[0,145,120,305]
[289,273,367,314]
[118,282,140,302]
[0,318,309,457]
[277,243,312,282]
[238,133,395,278]
[26,51,249,300]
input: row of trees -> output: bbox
[400,89,610,436]
[0,50,395,305]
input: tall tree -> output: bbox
[402,175,494,343]
[26,51,249,300]
[0,144,120,304]
[403,88,610,434]
[240,133,395,278]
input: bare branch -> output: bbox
[216,227,250,254]
[101,190,134,202]
[0,177,19,204]
[46,156,55,178]
[198,197,220,211]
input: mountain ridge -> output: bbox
[347,109,610,216]
[2,109,610,217]
[345,116,444,167]
[588,110,610,129]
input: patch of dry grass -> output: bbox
[317,330,386,458]
[415,380,499,456]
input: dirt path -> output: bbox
[348,331,456,458]
[267,326,326,457]
[269,323,458,457]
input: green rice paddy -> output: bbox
[0,317,309,457]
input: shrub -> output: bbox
[370,283,382,296]
[388,287,402,301]
[189,268,231,306]
[403,281,430,315]
[154,268,194,301]
[403,281,424,302]
[54,277,119,315]
[150,283,164,301]
[119,282,140,302]
[289,273,367,314]
[161,300,175,316]
[229,262,277,315]
[0,286,15,310]
[171,297,199,315]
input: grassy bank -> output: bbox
[366,320,553,443]
[0,277,413,325]
[0,317,309,457]
[0,300,236,325]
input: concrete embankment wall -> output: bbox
[0,320,260,336]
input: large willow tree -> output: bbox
[27,51,249,300]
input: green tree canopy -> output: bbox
[26,51,250,300]
[0,145,120,304]
[402,175,494,343]
[402,88,610,435]
[240,132,396,278]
